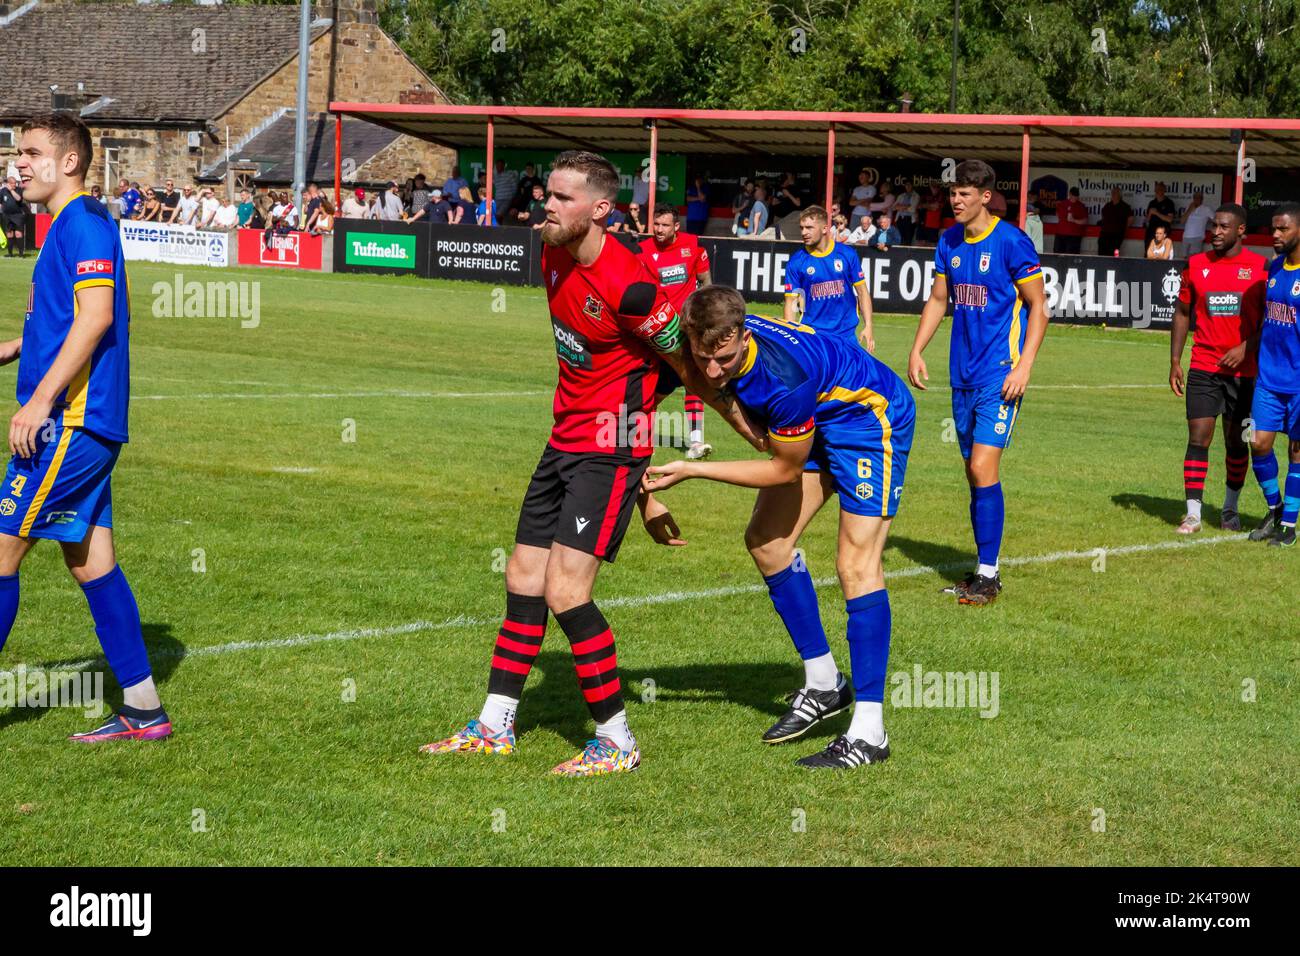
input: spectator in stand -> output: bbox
[626,202,645,235]
[374,181,404,221]
[606,204,629,233]
[987,187,1008,217]
[0,175,26,256]
[271,191,296,236]
[892,180,919,244]
[868,180,896,223]
[1180,189,1213,258]
[237,188,256,228]
[516,163,541,213]
[313,197,334,235]
[1146,224,1174,260]
[685,174,709,235]
[1145,181,1176,245]
[119,179,141,220]
[850,168,876,222]
[743,185,771,237]
[1024,200,1044,253]
[174,185,198,225]
[340,186,367,220]
[198,187,220,229]
[301,182,323,231]
[443,165,471,206]
[409,174,430,214]
[873,213,900,251]
[212,195,239,231]
[136,187,162,221]
[847,213,876,246]
[918,183,944,244]
[514,182,546,229]
[474,186,497,226]
[158,178,179,222]
[1097,187,1132,257]
[90,184,106,206]
[1055,186,1088,254]
[410,187,453,224]
[631,170,649,214]
[771,171,803,219]
[730,179,754,234]
[107,181,126,220]
[492,159,518,216]
[831,212,851,243]
[400,177,415,212]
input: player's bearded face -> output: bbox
[540,169,604,247]
[1273,217,1300,255]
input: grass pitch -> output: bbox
[0,256,1294,866]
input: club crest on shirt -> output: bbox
[680,247,691,257]
[1238,268,1253,280]
[951,255,961,269]
[834,259,843,272]
[583,294,603,322]
[1292,280,1300,298]
[978,252,991,274]
[806,266,815,274]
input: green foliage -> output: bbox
[379,0,1299,115]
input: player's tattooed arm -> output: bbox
[661,347,768,452]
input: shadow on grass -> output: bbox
[0,622,184,732]
[518,650,805,748]
[887,535,972,586]
[1113,491,1264,529]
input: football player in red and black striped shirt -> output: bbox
[1170,203,1267,533]
[638,204,713,460]
[423,151,761,776]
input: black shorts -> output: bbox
[1186,368,1255,422]
[655,360,683,397]
[515,445,650,562]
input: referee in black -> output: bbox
[0,175,26,257]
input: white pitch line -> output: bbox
[43,531,1247,672]
[132,390,548,401]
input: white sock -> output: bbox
[689,429,703,445]
[1224,487,1241,512]
[803,652,839,691]
[1186,498,1202,521]
[847,701,885,746]
[977,562,999,578]
[595,709,635,751]
[478,693,518,732]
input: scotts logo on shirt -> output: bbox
[658,263,688,285]
[551,315,591,369]
[76,259,113,275]
[1205,292,1243,317]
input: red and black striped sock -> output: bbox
[1225,450,1249,491]
[486,592,548,700]
[1183,444,1209,502]
[684,393,705,436]
[555,601,623,723]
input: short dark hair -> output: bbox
[21,111,92,178]
[653,203,678,221]
[551,150,620,201]
[1215,203,1248,226]
[799,205,828,224]
[953,160,996,191]
[1068,187,1080,197]
[683,285,747,350]
[1274,203,1300,224]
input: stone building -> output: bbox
[0,0,452,195]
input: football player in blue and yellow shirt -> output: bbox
[783,205,874,348]
[644,286,915,769]
[1246,203,1300,548]
[0,113,171,742]
[908,160,1049,605]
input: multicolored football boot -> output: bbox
[69,708,172,743]
[550,737,640,777]
[419,718,515,755]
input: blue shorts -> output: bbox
[1251,385,1300,439]
[952,382,1022,460]
[0,426,120,542]
[807,400,916,518]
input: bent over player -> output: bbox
[1169,203,1266,533]
[423,151,760,776]
[0,113,170,741]
[644,286,916,769]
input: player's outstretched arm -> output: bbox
[1170,297,1191,395]
[908,273,948,390]
[643,431,811,492]
[10,285,112,458]
[1001,276,1049,401]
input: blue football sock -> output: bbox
[763,559,830,661]
[0,573,17,655]
[1252,452,1282,508]
[971,482,1005,569]
[79,565,151,690]
[1283,463,1300,527]
[845,589,891,703]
